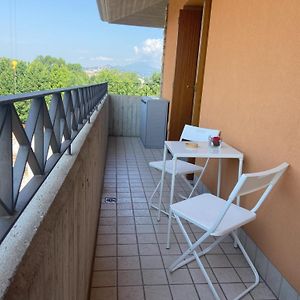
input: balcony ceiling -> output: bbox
[96,0,168,28]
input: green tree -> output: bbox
[91,68,161,96]
[142,72,161,96]
[22,59,51,92]
[0,56,91,122]
[67,63,89,86]
[0,56,161,122]
[0,58,15,94]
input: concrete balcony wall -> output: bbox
[0,96,109,299]
[109,94,141,137]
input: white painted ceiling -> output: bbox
[96,0,168,28]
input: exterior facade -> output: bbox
[0,0,299,298]
[162,0,300,295]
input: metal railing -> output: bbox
[0,83,107,241]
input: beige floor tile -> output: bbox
[136,224,155,233]
[166,269,193,284]
[226,254,249,267]
[118,256,140,270]
[92,271,117,287]
[97,234,116,245]
[221,283,253,300]
[134,209,150,217]
[117,224,136,234]
[196,284,226,300]
[137,233,157,244]
[249,282,277,299]
[90,287,117,300]
[162,255,187,269]
[170,284,199,300]
[140,255,164,269]
[117,216,135,224]
[118,286,144,300]
[117,203,133,210]
[159,243,182,255]
[118,270,143,286]
[138,244,160,256]
[135,216,153,224]
[117,192,131,198]
[117,209,134,217]
[117,244,139,256]
[200,243,224,254]
[206,254,232,268]
[99,217,117,226]
[100,210,116,217]
[95,245,116,257]
[187,256,209,269]
[174,232,196,243]
[190,268,217,284]
[142,269,168,285]
[98,225,117,234]
[156,233,177,244]
[153,224,169,234]
[133,203,149,209]
[213,267,241,283]
[152,216,169,224]
[94,257,117,271]
[144,285,172,300]
[235,267,257,283]
[117,198,132,203]
[220,242,242,254]
[117,234,137,244]
[132,197,147,203]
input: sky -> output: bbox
[0,0,164,68]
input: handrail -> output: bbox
[0,83,108,242]
[0,83,105,104]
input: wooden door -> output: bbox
[168,7,202,141]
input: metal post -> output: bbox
[0,105,13,216]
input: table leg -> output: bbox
[234,157,244,248]
[157,144,167,221]
[237,157,243,206]
[166,157,177,249]
[217,158,222,197]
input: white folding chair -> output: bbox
[168,162,289,300]
[148,125,220,215]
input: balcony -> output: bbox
[0,85,288,300]
[90,136,278,300]
[0,0,299,297]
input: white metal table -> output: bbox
[156,141,244,247]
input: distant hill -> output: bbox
[117,62,161,77]
[84,62,161,78]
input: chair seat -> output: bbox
[171,193,256,236]
[149,159,203,175]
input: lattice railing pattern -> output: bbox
[0,84,107,225]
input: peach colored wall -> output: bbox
[199,0,300,292]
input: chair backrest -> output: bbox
[179,125,220,142]
[210,162,289,234]
[228,162,289,212]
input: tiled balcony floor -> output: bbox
[90,137,277,300]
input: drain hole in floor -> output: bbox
[104,197,117,204]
